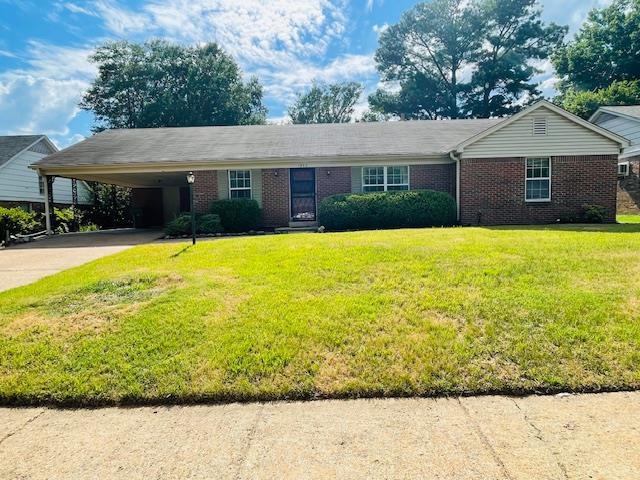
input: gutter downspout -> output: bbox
[449,151,461,224]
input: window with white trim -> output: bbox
[229,170,251,199]
[618,162,630,177]
[525,157,551,202]
[362,166,409,192]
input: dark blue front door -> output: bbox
[290,168,316,221]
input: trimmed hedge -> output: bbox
[0,207,40,244]
[318,190,457,231]
[164,213,223,236]
[209,199,261,233]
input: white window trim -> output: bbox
[618,161,630,177]
[361,166,410,192]
[525,157,551,203]
[228,170,252,199]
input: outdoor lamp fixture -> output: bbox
[186,172,196,245]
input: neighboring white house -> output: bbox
[0,135,92,210]
[591,106,640,213]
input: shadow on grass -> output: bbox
[481,223,640,234]
[1,384,639,410]
[170,245,193,258]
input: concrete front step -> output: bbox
[275,226,319,234]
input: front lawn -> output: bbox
[2,224,640,406]
[618,214,640,224]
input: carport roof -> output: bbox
[32,119,502,171]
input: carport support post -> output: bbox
[43,174,53,235]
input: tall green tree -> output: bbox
[559,80,640,119]
[81,40,267,130]
[288,82,364,124]
[552,0,640,92]
[371,0,566,119]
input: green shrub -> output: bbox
[0,207,40,243]
[318,190,457,231]
[164,213,224,236]
[582,204,608,223]
[80,223,100,232]
[164,214,192,236]
[209,199,261,233]
[198,214,223,234]
[54,206,84,233]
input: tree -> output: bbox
[371,0,566,119]
[559,80,640,119]
[552,0,640,93]
[86,184,133,229]
[81,40,267,130]
[288,82,364,124]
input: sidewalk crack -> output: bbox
[510,398,569,480]
[234,403,265,480]
[0,409,46,447]
[457,398,514,480]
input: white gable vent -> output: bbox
[533,117,548,136]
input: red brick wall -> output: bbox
[410,164,456,198]
[316,167,351,202]
[618,157,640,214]
[460,155,618,225]
[193,171,217,213]
[262,168,290,227]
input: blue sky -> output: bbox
[0,0,613,148]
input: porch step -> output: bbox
[289,221,318,228]
[275,226,319,234]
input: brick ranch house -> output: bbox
[31,100,628,231]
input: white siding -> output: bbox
[461,106,621,159]
[0,149,92,204]
[351,167,362,193]
[596,116,640,145]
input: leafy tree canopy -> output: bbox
[552,0,640,93]
[288,82,364,124]
[558,80,640,119]
[81,40,267,130]
[371,0,566,119]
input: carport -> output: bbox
[31,163,194,234]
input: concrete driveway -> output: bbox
[0,229,162,293]
[0,392,638,479]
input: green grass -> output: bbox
[2,224,640,406]
[618,214,640,224]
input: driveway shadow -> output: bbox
[8,229,164,249]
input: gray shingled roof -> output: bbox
[601,105,640,119]
[0,135,43,167]
[33,120,502,169]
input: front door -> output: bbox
[290,168,316,222]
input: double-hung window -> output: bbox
[525,157,551,202]
[362,166,409,192]
[229,170,251,199]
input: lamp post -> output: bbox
[186,172,196,245]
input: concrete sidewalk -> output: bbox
[1,392,638,479]
[0,229,161,292]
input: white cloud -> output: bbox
[0,42,95,136]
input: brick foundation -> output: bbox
[460,155,618,225]
[262,168,290,227]
[618,157,640,214]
